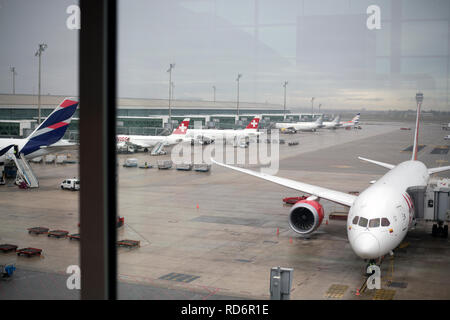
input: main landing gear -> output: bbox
[432,221,448,238]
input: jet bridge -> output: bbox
[408,178,450,238]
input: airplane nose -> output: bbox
[352,233,380,259]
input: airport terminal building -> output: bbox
[0,94,325,138]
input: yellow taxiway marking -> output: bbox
[331,165,352,169]
[372,289,396,300]
[324,284,349,299]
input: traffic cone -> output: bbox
[326,219,328,225]
[289,237,293,244]
[276,227,279,236]
[355,289,360,296]
[196,203,199,209]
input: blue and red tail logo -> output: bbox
[20,98,79,155]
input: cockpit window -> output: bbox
[369,218,380,228]
[381,218,390,226]
[358,217,368,228]
[352,216,359,225]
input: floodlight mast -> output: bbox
[236,74,242,118]
[35,43,47,124]
[283,81,288,119]
[167,63,175,128]
[10,67,17,95]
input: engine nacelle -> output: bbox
[288,200,324,235]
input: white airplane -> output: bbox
[0,98,79,162]
[185,116,261,144]
[117,118,191,150]
[320,115,341,129]
[212,93,450,264]
[338,113,360,129]
[275,116,323,132]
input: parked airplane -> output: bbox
[338,113,360,129]
[320,115,341,129]
[212,93,449,264]
[275,116,323,132]
[185,116,261,144]
[117,118,191,150]
[0,98,79,162]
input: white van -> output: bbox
[61,178,80,191]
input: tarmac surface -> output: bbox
[0,122,449,300]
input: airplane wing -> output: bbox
[428,166,450,175]
[358,157,395,170]
[211,159,357,207]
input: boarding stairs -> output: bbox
[6,152,39,188]
[150,141,166,155]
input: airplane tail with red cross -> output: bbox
[243,116,261,132]
[171,118,190,135]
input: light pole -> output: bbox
[283,81,288,119]
[236,74,242,118]
[10,67,17,94]
[212,85,216,104]
[167,63,175,128]
[35,43,47,124]
[311,97,315,117]
[318,103,321,114]
[171,81,175,100]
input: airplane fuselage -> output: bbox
[275,122,321,132]
[0,138,76,162]
[347,160,429,259]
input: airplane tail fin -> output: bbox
[334,115,341,123]
[244,116,260,131]
[352,113,361,123]
[315,116,323,125]
[20,98,79,155]
[172,118,190,135]
[412,93,423,161]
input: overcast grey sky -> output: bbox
[0,0,449,111]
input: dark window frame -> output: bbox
[79,0,117,300]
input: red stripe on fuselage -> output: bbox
[403,194,411,209]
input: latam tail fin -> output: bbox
[358,156,395,170]
[244,116,260,131]
[172,118,190,135]
[412,93,423,161]
[20,98,79,155]
[352,113,361,123]
[333,115,341,123]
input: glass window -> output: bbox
[381,218,391,227]
[369,218,380,228]
[358,217,368,228]
[352,216,359,224]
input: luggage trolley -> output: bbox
[0,262,16,278]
